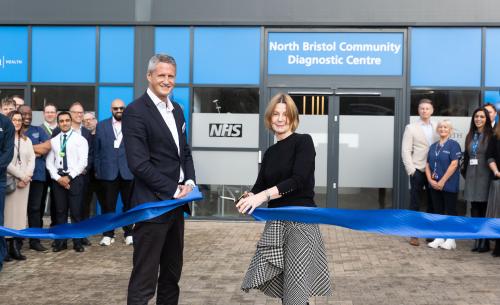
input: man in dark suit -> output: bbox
[95,99,134,246]
[123,54,195,305]
[0,113,14,271]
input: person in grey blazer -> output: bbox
[401,98,439,246]
[464,107,493,253]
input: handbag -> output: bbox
[5,175,16,194]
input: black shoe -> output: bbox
[471,239,480,252]
[478,239,491,253]
[52,242,68,252]
[9,239,26,260]
[30,242,48,252]
[3,253,13,262]
[81,238,91,246]
[73,244,85,252]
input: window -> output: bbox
[410,90,479,116]
[31,86,95,111]
[193,87,259,114]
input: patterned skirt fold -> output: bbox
[241,221,332,305]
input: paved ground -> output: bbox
[0,220,499,305]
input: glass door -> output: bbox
[333,90,398,209]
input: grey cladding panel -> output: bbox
[1,0,136,23]
[3,0,500,25]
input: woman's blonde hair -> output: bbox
[264,93,299,132]
[436,119,454,133]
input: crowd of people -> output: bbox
[0,95,133,269]
[402,99,500,256]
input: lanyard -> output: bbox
[60,131,73,153]
[471,133,480,157]
[15,136,21,165]
[433,140,448,178]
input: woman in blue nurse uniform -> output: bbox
[425,119,462,250]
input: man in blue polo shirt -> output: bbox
[19,106,51,252]
[0,112,14,271]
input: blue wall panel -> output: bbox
[486,29,500,87]
[0,27,28,82]
[100,27,135,83]
[98,86,134,121]
[410,28,481,87]
[194,27,260,85]
[172,87,190,137]
[32,27,96,83]
[155,27,190,84]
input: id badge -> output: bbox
[470,158,479,166]
[114,140,120,149]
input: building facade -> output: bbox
[2,0,500,218]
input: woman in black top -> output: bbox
[237,93,331,305]
[485,122,500,257]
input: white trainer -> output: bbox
[440,238,457,250]
[427,238,445,249]
[99,236,115,246]
[124,236,133,246]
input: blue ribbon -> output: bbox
[252,207,500,239]
[0,188,204,239]
[1,187,500,239]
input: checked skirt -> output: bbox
[241,220,332,305]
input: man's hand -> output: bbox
[174,184,193,199]
[57,176,71,189]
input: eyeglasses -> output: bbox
[112,107,124,111]
[70,111,84,115]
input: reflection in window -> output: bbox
[340,97,394,115]
[411,90,480,116]
[192,184,253,218]
[193,87,259,113]
[0,89,24,102]
[290,95,328,115]
[31,86,95,111]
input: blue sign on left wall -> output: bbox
[0,27,28,82]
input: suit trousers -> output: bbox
[27,180,45,244]
[100,177,133,237]
[127,206,185,305]
[409,170,433,213]
[52,176,84,246]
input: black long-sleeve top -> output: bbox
[486,135,500,180]
[251,133,316,208]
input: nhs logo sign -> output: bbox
[192,113,259,148]
[209,123,242,137]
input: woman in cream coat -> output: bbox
[4,110,35,261]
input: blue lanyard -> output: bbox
[433,141,447,178]
[471,133,480,158]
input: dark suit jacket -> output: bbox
[122,92,195,222]
[52,126,94,172]
[0,114,14,180]
[94,118,133,181]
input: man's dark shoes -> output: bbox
[73,244,85,253]
[81,238,91,246]
[52,242,67,252]
[30,242,48,252]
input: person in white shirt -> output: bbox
[401,98,439,246]
[46,111,88,253]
